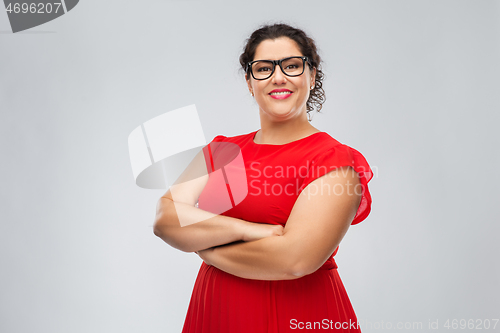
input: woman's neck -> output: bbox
[256,112,320,145]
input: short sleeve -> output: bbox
[300,144,373,225]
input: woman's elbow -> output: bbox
[153,197,174,236]
[153,223,192,252]
[153,206,182,248]
[153,210,169,237]
[152,198,198,252]
[153,219,172,241]
[153,222,167,238]
[289,263,311,278]
[288,257,323,278]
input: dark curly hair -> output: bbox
[239,23,326,118]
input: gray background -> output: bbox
[1,0,499,332]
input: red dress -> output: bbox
[181,130,373,333]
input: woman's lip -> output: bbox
[269,89,293,99]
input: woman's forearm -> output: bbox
[153,198,246,252]
[201,234,305,280]
[153,198,282,253]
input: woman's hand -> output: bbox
[241,222,284,242]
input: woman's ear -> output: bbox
[246,74,253,96]
[311,67,317,87]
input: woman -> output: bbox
[153,23,373,332]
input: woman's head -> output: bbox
[240,23,325,120]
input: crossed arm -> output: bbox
[196,166,361,280]
[153,149,361,280]
[153,150,284,252]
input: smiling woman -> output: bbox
[153,23,373,333]
[245,37,316,122]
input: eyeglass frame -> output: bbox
[246,56,312,81]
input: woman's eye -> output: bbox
[257,67,272,72]
[285,65,298,70]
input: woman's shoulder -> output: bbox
[306,131,353,154]
[306,132,370,163]
[313,131,343,147]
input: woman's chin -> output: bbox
[262,107,300,121]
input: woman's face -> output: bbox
[246,37,316,122]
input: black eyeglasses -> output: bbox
[246,56,311,80]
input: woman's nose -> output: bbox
[271,66,287,85]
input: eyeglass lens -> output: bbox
[251,57,305,80]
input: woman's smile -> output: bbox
[269,89,293,99]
